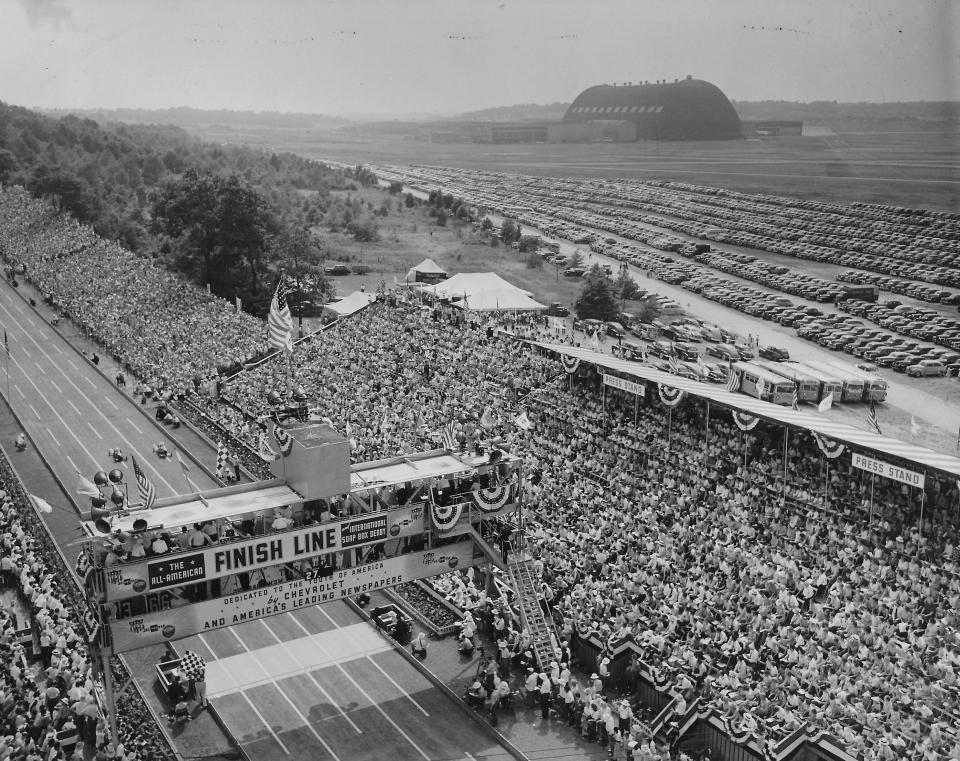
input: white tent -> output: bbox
[404,258,448,284]
[321,291,375,320]
[419,272,544,312]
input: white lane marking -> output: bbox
[197,633,219,660]
[46,428,60,447]
[48,379,62,394]
[11,302,21,314]
[337,664,431,760]
[66,359,78,372]
[316,606,339,627]
[35,363,45,375]
[10,356,100,468]
[366,655,429,716]
[239,691,290,756]
[15,385,24,398]
[28,404,40,419]
[229,627,250,652]
[126,418,142,434]
[261,619,362,734]
[85,376,96,388]
[49,344,61,354]
[86,422,103,440]
[67,400,83,416]
[103,396,118,410]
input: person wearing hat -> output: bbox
[411,631,428,659]
[466,681,486,710]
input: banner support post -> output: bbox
[101,644,119,749]
[869,472,875,527]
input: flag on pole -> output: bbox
[867,400,882,434]
[725,370,740,393]
[791,383,799,411]
[29,494,53,514]
[75,470,101,499]
[441,421,457,451]
[257,431,279,462]
[131,455,157,509]
[590,330,601,352]
[175,451,190,473]
[215,441,229,478]
[480,406,499,430]
[667,354,681,375]
[267,278,294,354]
[273,421,294,457]
[817,392,834,413]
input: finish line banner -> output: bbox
[108,543,478,652]
[603,374,646,397]
[851,452,925,488]
[103,505,425,601]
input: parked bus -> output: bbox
[824,361,888,402]
[752,360,819,403]
[784,362,844,402]
[733,362,795,405]
[803,361,866,403]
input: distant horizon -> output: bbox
[32,97,960,124]
[2,0,956,115]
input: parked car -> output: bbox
[324,264,351,276]
[563,267,586,278]
[906,360,948,377]
[604,321,626,339]
[544,302,570,317]
[759,345,790,361]
[706,343,739,362]
[574,318,603,334]
[675,344,700,362]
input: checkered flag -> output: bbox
[215,441,229,478]
[180,650,206,680]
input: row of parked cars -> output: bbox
[836,270,960,306]
[374,165,960,379]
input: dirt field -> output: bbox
[197,124,959,212]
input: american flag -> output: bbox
[132,455,157,509]
[867,400,882,434]
[267,278,293,353]
[441,421,457,451]
[791,383,799,411]
[725,370,739,393]
[668,354,681,375]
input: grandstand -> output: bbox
[2,185,960,761]
[563,76,743,141]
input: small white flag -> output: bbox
[910,416,922,437]
[514,411,533,431]
[817,392,834,413]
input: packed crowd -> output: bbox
[213,299,959,758]
[3,185,960,759]
[0,187,265,390]
[0,456,172,761]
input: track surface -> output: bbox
[177,600,512,761]
[0,279,220,508]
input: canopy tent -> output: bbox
[536,342,960,481]
[420,272,544,312]
[404,258,448,284]
[321,291,375,320]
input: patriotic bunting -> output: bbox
[732,410,760,431]
[561,354,581,374]
[470,485,512,512]
[429,494,463,532]
[273,422,294,457]
[657,384,685,407]
[812,431,845,459]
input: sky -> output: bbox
[1,0,957,116]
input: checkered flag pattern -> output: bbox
[215,441,228,478]
[180,650,206,680]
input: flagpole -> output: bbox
[782,424,789,497]
[918,476,926,546]
[667,406,672,453]
[869,472,875,527]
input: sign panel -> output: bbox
[109,542,478,652]
[851,452,925,488]
[104,504,424,601]
[603,373,646,397]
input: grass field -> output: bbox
[197,124,960,212]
